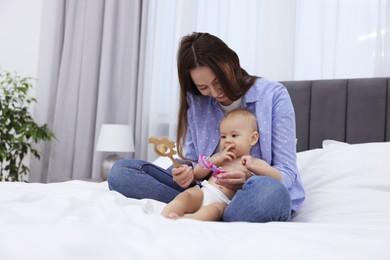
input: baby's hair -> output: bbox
[222,109,258,132]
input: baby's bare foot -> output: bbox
[167,212,180,220]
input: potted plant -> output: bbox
[0,68,55,182]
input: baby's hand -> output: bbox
[242,155,273,176]
[211,144,236,166]
[242,155,263,172]
[241,155,253,168]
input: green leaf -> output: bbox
[0,68,56,182]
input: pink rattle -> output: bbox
[198,154,225,178]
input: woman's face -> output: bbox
[189,66,232,106]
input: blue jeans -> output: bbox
[107,159,292,223]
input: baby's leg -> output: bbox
[161,186,203,219]
[183,202,227,221]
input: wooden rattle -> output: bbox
[148,136,181,168]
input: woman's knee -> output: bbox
[246,176,291,202]
[107,159,144,190]
[110,159,144,172]
[108,159,145,177]
[223,176,291,222]
[246,177,291,211]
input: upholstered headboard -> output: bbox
[282,78,390,152]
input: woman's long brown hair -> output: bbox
[176,32,257,159]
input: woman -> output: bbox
[108,32,305,222]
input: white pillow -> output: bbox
[322,139,350,148]
[294,141,390,225]
[152,156,175,170]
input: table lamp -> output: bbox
[96,124,135,180]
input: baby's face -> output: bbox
[219,114,256,157]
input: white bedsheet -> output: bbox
[0,141,390,260]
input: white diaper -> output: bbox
[200,180,231,206]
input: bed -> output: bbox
[0,78,389,260]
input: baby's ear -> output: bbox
[250,131,259,146]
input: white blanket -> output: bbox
[0,141,390,260]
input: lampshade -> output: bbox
[96,124,135,152]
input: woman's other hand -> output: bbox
[172,164,194,188]
[215,170,247,191]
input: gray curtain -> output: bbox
[30,0,144,182]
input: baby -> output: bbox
[161,108,261,221]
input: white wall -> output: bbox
[0,0,43,78]
[0,0,43,180]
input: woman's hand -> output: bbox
[215,170,247,191]
[171,164,194,188]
